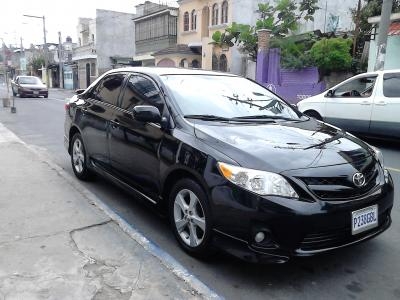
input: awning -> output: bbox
[388,22,400,36]
[132,54,154,61]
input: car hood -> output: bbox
[193,119,373,173]
[20,83,47,89]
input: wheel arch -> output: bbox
[68,126,81,154]
[160,167,210,213]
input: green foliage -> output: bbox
[310,38,353,73]
[28,55,45,73]
[212,0,319,60]
[270,35,317,69]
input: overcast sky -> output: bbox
[0,0,174,48]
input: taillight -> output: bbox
[65,103,70,111]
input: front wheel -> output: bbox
[70,133,93,181]
[169,178,214,258]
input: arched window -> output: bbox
[221,1,228,24]
[183,12,189,31]
[212,55,218,71]
[219,54,227,72]
[191,10,197,30]
[212,4,219,26]
[191,59,200,68]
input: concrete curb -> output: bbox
[0,123,222,300]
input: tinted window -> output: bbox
[94,74,125,106]
[334,75,377,98]
[161,75,301,120]
[383,73,400,97]
[120,75,164,113]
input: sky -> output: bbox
[0,0,174,48]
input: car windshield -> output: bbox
[19,77,41,85]
[161,75,302,121]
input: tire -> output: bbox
[305,110,322,121]
[19,92,24,98]
[70,133,94,181]
[44,94,48,98]
[169,178,215,258]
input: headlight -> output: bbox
[370,145,384,167]
[217,162,299,198]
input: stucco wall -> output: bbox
[95,9,136,75]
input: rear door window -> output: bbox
[93,73,125,106]
[383,73,400,97]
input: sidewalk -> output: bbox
[0,123,219,299]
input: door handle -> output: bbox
[110,119,120,128]
[361,101,371,105]
[375,101,387,106]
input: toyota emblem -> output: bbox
[353,172,366,187]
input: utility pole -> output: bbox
[23,14,49,87]
[374,0,393,71]
[58,32,63,89]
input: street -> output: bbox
[0,89,399,300]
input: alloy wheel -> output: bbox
[72,138,85,174]
[173,189,206,247]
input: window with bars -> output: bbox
[221,1,228,24]
[184,12,189,31]
[191,10,197,30]
[212,4,219,26]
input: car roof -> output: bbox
[358,69,400,76]
[103,67,239,77]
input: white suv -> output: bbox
[297,70,400,139]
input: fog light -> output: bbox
[254,232,265,243]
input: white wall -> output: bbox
[96,9,136,75]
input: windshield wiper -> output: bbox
[184,114,233,122]
[304,131,346,150]
[233,115,298,121]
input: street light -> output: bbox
[22,14,49,87]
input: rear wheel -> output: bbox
[70,133,93,180]
[169,178,214,258]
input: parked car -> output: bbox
[11,76,48,98]
[64,67,393,263]
[297,70,400,139]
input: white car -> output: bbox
[297,70,400,139]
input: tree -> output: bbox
[28,55,45,75]
[310,38,353,74]
[211,0,319,60]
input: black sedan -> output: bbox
[64,67,394,263]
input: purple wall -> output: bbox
[256,48,326,103]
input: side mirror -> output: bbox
[133,105,161,123]
[75,89,85,95]
[326,90,334,97]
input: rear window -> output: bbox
[383,73,400,97]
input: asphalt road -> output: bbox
[1,88,399,300]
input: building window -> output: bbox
[191,10,197,31]
[221,1,228,24]
[220,54,227,72]
[91,63,96,76]
[212,4,219,25]
[183,12,189,31]
[192,59,200,68]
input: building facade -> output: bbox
[73,9,137,89]
[133,1,178,66]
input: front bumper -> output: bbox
[19,89,48,97]
[210,171,394,263]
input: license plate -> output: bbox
[352,205,378,235]
[33,91,39,95]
